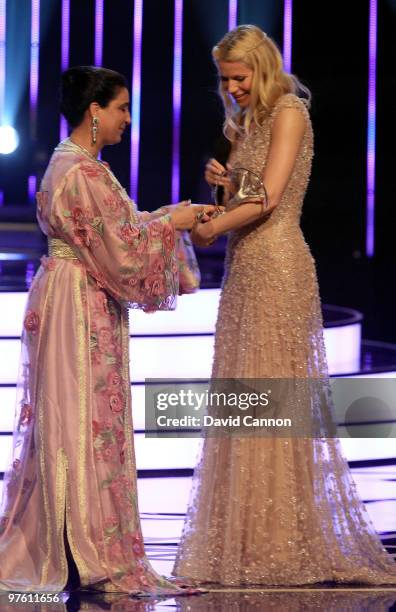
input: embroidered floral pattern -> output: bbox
[143,273,166,298]
[19,403,33,427]
[103,193,129,215]
[108,391,124,413]
[92,419,124,463]
[79,162,106,179]
[162,223,175,255]
[62,204,103,249]
[118,223,140,245]
[40,255,57,271]
[24,310,40,335]
[107,370,122,387]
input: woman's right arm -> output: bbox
[51,161,193,309]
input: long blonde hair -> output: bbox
[212,25,310,140]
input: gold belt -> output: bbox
[48,238,78,259]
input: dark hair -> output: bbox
[60,66,128,128]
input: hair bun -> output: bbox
[60,66,128,129]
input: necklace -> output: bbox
[65,138,100,162]
[62,137,123,190]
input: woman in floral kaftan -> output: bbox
[0,66,214,596]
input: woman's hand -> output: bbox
[191,220,216,247]
[205,158,226,186]
[205,160,236,203]
[205,159,233,189]
[169,202,216,231]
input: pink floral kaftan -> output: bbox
[0,139,200,595]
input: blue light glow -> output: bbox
[0,125,19,154]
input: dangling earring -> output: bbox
[91,116,99,144]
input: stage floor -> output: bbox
[60,584,396,610]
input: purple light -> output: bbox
[366,0,377,257]
[283,0,292,73]
[228,0,237,31]
[130,0,143,201]
[60,0,70,141]
[0,190,4,207]
[0,0,6,124]
[28,175,37,204]
[29,1,40,200]
[25,262,35,288]
[95,0,104,67]
[30,0,40,125]
[171,0,183,202]
[60,116,68,141]
[61,0,69,71]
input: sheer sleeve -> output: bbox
[51,160,179,310]
[135,208,200,294]
[175,231,200,294]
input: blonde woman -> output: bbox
[173,25,396,586]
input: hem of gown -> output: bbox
[78,577,208,597]
[0,577,208,597]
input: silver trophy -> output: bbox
[212,166,268,211]
[228,167,268,208]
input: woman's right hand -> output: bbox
[169,202,216,231]
[205,158,228,187]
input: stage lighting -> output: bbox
[0,126,19,154]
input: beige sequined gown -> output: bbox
[173,94,396,585]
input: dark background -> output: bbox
[0,0,395,342]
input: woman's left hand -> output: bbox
[191,220,216,247]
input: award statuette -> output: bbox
[212,166,268,213]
